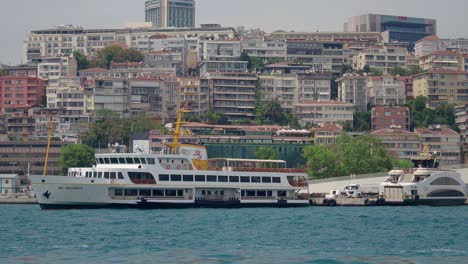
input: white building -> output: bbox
[336,73,369,112]
[0,174,20,194]
[200,39,242,61]
[414,35,447,58]
[241,38,287,60]
[353,46,407,74]
[259,74,299,110]
[37,55,77,85]
[367,76,406,106]
[293,101,354,127]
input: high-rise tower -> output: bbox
[145,0,195,28]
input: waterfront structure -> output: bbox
[312,124,343,145]
[293,101,353,127]
[415,127,462,166]
[0,141,70,175]
[259,74,298,110]
[0,174,20,194]
[419,51,464,71]
[344,14,436,45]
[412,69,468,109]
[353,46,407,74]
[367,76,406,106]
[414,35,447,58]
[286,40,348,73]
[336,73,368,112]
[0,76,45,114]
[371,106,410,131]
[370,128,420,160]
[37,55,77,85]
[204,72,257,121]
[145,0,195,28]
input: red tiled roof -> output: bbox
[415,128,460,136]
[416,35,440,42]
[79,67,108,72]
[313,124,343,132]
[149,34,169,39]
[370,129,416,136]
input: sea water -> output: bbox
[1,205,467,264]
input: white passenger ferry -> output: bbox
[379,144,466,206]
[29,104,309,209]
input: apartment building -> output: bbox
[200,39,242,61]
[199,61,248,77]
[414,35,447,58]
[286,40,348,73]
[454,103,468,163]
[293,101,353,127]
[419,51,464,71]
[312,124,343,145]
[336,73,368,112]
[371,106,410,131]
[144,50,182,76]
[128,77,163,119]
[370,128,420,160]
[412,69,468,109]
[145,0,195,28]
[367,76,406,106]
[240,38,287,61]
[37,55,77,85]
[259,74,298,110]
[2,65,37,78]
[267,31,382,43]
[415,127,461,166]
[297,72,332,102]
[88,78,130,118]
[353,46,407,73]
[0,76,45,114]
[204,72,257,121]
[178,77,209,117]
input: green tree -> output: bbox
[207,110,230,125]
[407,65,424,76]
[59,144,95,175]
[353,111,371,132]
[340,64,353,74]
[255,147,279,160]
[392,159,413,169]
[303,145,338,179]
[369,67,384,76]
[389,67,408,76]
[73,51,90,71]
[362,64,371,73]
[91,45,144,69]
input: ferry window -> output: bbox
[98,158,104,164]
[257,190,267,196]
[93,172,97,178]
[139,189,151,196]
[110,172,116,179]
[272,177,281,183]
[114,189,123,196]
[430,177,460,186]
[153,189,164,196]
[267,191,273,197]
[98,172,103,178]
[118,172,124,179]
[241,190,245,196]
[251,176,261,183]
[134,158,141,164]
[207,190,211,195]
[218,176,228,182]
[165,190,177,196]
[240,176,250,183]
[202,190,206,195]
[118,158,126,164]
[220,190,224,195]
[246,190,256,196]
[207,175,217,182]
[125,158,134,164]
[124,189,138,196]
[148,158,156,165]
[104,172,110,179]
[171,174,182,181]
[110,158,118,164]
[183,175,194,181]
[277,191,287,197]
[104,158,110,164]
[177,190,183,196]
[141,158,147,164]
[159,174,169,181]
[262,177,272,183]
[427,190,464,197]
[195,175,205,182]
[85,172,90,178]
[229,176,239,182]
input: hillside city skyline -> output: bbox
[1,0,468,64]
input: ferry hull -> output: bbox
[39,200,309,210]
[379,198,467,206]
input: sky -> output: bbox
[1,0,467,64]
